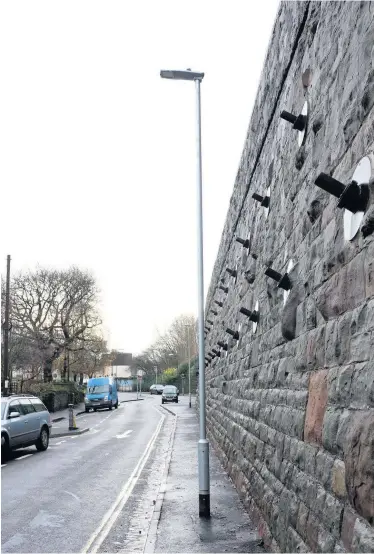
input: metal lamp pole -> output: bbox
[160,68,210,518]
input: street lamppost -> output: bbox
[160,68,210,518]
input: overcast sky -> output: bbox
[1,0,279,354]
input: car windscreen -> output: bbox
[88,385,109,394]
[1,400,7,419]
[164,387,176,393]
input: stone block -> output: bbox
[325,313,352,367]
[304,369,328,445]
[322,407,340,453]
[350,362,374,409]
[303,443,317,476]
[286,526,309,553]
[328,365,355,407]
[296,502,309,540]
[315,253,366,319]
[317,525,336,553]
[341,507,357,552]
[306,325,326,370]
[315,450,335,488]
[352,518,374,553]
[349,332,371,363]
[331,459,347,499]
[324,492,344,538]
[305,511,319,551]
[344,410,374,525]
[364,241,374,297]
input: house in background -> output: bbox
[103,351,133,390]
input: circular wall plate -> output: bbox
[298,101,308,147]
[344,156,372,241]
[265,187,271,220]
[283,259,294,305]
[253,300,259,333]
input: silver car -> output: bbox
[1,394,52,460]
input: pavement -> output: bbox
[150,398,264,553]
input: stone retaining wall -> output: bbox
[203,2,374,552]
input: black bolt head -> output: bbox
[235,237,250,248]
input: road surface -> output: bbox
[1,392,174,553]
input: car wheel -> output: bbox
[94,408,97,412]
[109,403,113,411]
[176,399,178,403]
[161,400,164,404]
[35,426,49,452]
[85,407,89,413]
[114,401,118,409]
[1,434,10,463]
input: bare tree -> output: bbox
[7,332,44,392]
[68,336,113,384]
[131,314,198,377]
[10,266,102,382]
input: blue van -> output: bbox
[85,377,118,412]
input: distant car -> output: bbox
[150,384,164,395]
[1,394,52,461]
[85,377,118,412]
[161,385,179,404]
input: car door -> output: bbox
[6,400,27,446]
[18,399,39,443]
[30,398,49,431]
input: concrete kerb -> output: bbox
[120,398,144,403]
[50,427,90,439]
[143,411,178,554]
[159,405,177,416]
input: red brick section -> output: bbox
[304,370,328,445]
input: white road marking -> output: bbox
[15,454,33,461]
[54,440,66,446]
[1,464,7,467]
[63,490,81,502]
[82,411,165,554]
[115,430,133,439]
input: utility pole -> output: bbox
[3,255,11,396]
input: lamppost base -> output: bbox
[199,494,211,518]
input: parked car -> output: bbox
[150,384,164,395]
[1,394,52,460]
[161,385,179,404]
[85,377,118,412]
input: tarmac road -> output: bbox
[1,392,168,553]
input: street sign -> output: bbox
[137,375,142,381]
